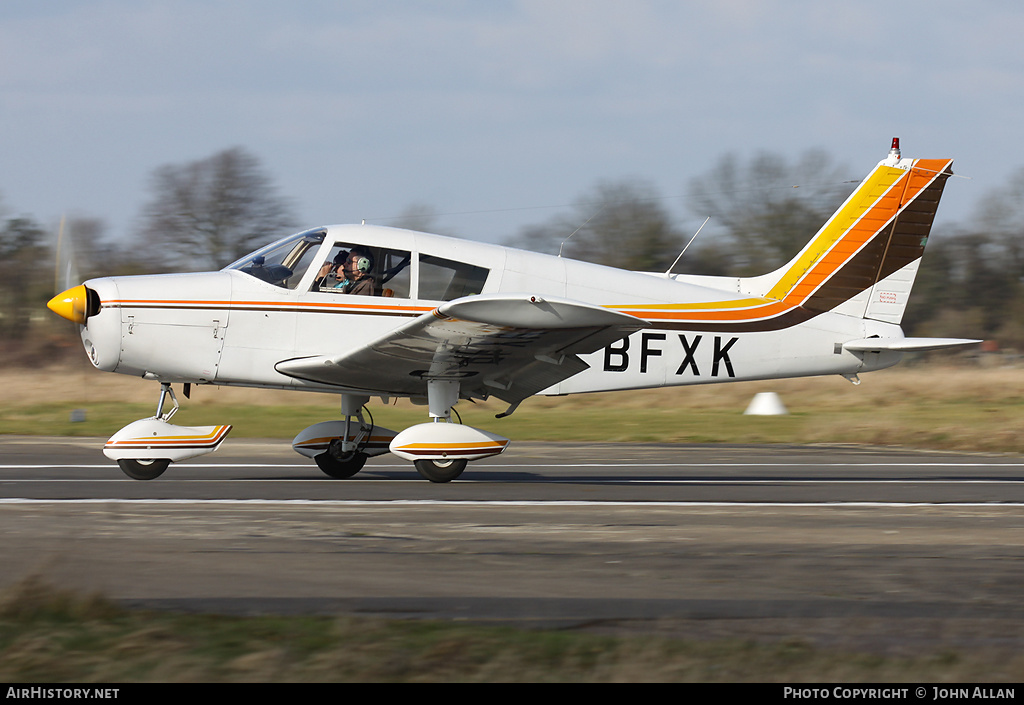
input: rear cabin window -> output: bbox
[419,255,489,301]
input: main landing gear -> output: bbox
[293,383,511,483]
[315,447,367,479]
[387,380,509,483]
[291,394,397,479]
[413,458,469,483]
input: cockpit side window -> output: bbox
[311,242,412,298]
[419,255,489,301]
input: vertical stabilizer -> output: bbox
[746,140,952,324]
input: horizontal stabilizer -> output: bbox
[843,337,982,353]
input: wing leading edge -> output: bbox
[275,294,648,403]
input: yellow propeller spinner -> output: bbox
[47,284,89,324]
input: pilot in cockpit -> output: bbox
[315,250,348,289]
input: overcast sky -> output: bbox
[3,1,1022,249]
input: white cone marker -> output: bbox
[744,392,788,416]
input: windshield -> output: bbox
[224,228,326,289]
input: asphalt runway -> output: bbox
[3,435,1024,652]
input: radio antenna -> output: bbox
[664,216,710,277]
[558,205,606,258]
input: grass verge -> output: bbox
[3,364,1024,453]
[0,577,1019,682]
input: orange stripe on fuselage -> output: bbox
[105,298,432,315]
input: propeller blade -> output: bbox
[53,215,81,295]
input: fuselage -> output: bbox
[76,224,901,399]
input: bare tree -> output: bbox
[0,215,48,340]
[974,167,1024,279]
[904,175,1024,347]
[508,179,684,272]
[388,203,442,234]
[139,147,296,270]
[687,149,854,275]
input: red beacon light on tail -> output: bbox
[889,137,901,160]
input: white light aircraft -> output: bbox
[47,139,979,482]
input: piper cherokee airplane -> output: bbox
[47,139,979,482]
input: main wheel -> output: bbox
[117,458,170,480]
[315,452,367,479]
[414,458,467,483]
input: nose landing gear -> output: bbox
[117,457,171,481]
[103,383,232,480]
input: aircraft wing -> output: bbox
[275,293,648,404]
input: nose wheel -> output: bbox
[115,385,179,481]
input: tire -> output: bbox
[117,458,170,480]
[414,458,467,483]
[315,452,367,479]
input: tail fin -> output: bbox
[749,141,953,324]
